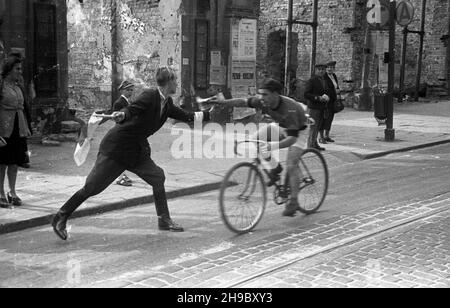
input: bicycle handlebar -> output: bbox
[234,139,268,156]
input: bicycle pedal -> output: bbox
[303,177,314,184]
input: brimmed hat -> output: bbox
[315,62,327,68]
[118,80,134,91]
[326,61,337,67]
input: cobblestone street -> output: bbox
[241,210,450,288]
[89,192,450,288]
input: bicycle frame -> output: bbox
[235,139,318,206]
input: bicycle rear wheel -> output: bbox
[293,148,329,214]
[219,162,267,234]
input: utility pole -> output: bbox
[398,26,408,102]
[310,0,318,78]
[414,0,426,101]
[283,0,319,95]
[284,0,293,96]
[111,0,119,104]
[361,26,372,110]
[385,0,396,141]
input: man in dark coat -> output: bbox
[319,61,339,144]
[51,67,215,240]
[111,80,135,186]
[304,62,332,151]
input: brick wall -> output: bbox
[258,0,449,99]
[403,0,448,89]
[67,0,182,120]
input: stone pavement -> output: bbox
[1,98,450,235]
[91,190,450,288]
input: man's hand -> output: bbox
[111,111,125,123]
[320,94,330,102]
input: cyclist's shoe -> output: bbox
[267,164,283,187]
[282,202,300,217]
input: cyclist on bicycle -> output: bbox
[212,78,308,217]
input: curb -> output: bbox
[0,181,223,235]
[357,139,450,160]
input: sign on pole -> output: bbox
[366,0,390,30]
[396,0,415,27]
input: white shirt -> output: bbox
[121,95,130,105]
[158,87,168,116]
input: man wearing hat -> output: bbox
[319,61,339,144]
[304,62,333,151]
[112,80,135,186]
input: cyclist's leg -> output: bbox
[251,123,284,169]
[283,145,303,216]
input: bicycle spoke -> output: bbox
[219,163,266,234]
[294,149,329,214]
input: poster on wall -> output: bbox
[231,19,240,59]
[238,19,257,60]
[211,50,222,66]
[230,18,257,105]
[210,66,226,85]
[231,61,256,94]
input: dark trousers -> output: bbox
[59,153,169,219]
[308,108,325,147]
[320,111,335,132]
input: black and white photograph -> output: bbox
[0,0,450,291]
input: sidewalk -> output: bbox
[1,98,449,235]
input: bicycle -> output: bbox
[219,139,329,234]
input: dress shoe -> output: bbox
[0,197,10,209]
[52,213,68,241]
[266,164,283,187]
[158,217,184,232]
[282,202,300,217]
[325,137,335,143]
[319,138,327,144]
[7,192,22,206]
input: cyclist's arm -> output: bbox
[277,136,297,149]
[217,98,249,108]
[268,130,299,151]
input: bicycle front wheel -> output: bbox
[219,162,267,234]
[296,148,329,214]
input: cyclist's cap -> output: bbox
[259,78,283,94]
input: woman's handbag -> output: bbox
[334,95,345,113]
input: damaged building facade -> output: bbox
[58,0,450,123]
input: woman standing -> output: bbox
[0,53,32,208]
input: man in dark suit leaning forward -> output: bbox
[52,67,214,240]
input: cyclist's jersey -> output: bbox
[247,95,308,137]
